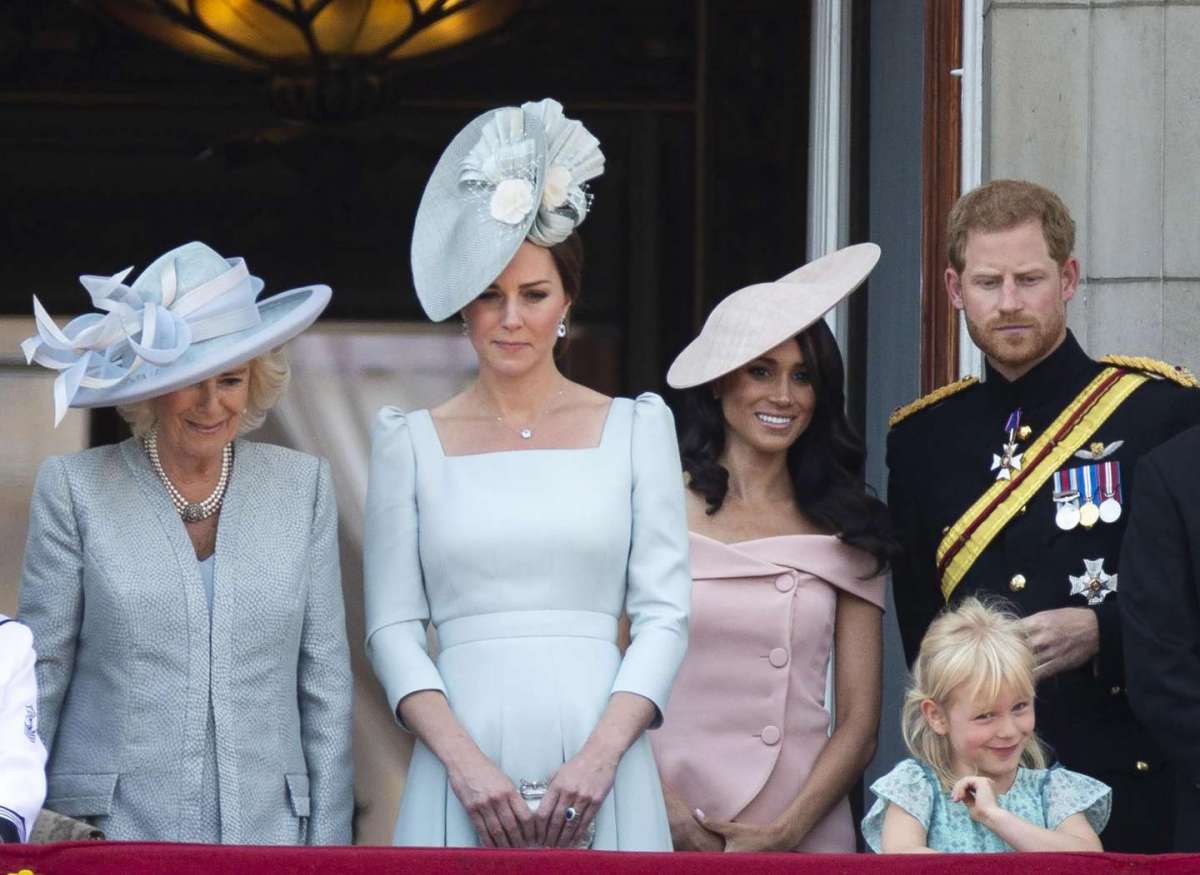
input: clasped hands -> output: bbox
[669,803,794,853]
[448,746,616,848]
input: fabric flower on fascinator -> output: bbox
[459,106,540,227]
[523,98,605,246]
[488,177,536,225]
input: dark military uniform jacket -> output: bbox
[886,331,1200,852]
[1120,424,1200,851]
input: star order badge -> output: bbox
[992,443,1023,480]
[991,409,1026,481]
[1069,558,1118,605]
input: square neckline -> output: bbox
[422,398,618,459]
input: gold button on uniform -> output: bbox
[1009,574,1026,592]
[1136,760,1150,772]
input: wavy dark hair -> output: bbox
[679,318,899,574]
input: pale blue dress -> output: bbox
[363,393,691,850]
[862,758,1111,852]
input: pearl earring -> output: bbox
[461,319,470,336]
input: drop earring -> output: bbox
[461,318,470,336]
[557,316,568,339]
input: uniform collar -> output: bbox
[983,330,1094,409]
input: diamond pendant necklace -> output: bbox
[145,429,233,523]
[486,384,566,440]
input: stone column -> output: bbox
[985,0,1200,372]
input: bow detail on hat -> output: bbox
[22,256,262,425]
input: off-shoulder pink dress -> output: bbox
[651,533,885,852]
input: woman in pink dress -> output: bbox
[652,244,897,853]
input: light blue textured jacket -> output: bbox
[18,438,352,844]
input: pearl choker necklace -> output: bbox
[145,429,233,523]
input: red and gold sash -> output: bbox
[935,367,1148,601]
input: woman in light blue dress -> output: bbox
[364,99,690,850]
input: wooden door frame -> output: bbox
[920,0,962,392]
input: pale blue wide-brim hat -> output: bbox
[22,240,331,425]
[411,98,605,322]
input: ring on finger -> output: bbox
[564,806,578,823]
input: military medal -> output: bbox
[1052,469,1081,531]
[1078,465,1100,529]
[991,409,1025,481]
[1069,558,1117,605]
[1099,460,1123,524]
[1053,491,1081,530]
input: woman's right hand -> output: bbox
[670,807,725,852]
[446,753,537,848]
[662,783,724,852]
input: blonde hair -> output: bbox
[902,597,1047,788]
[118,348,290,438]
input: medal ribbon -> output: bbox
[1081,465,1096,505]
[936,368,1149,601]
[1102,461,1122,501]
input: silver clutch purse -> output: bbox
[518,779,596,849]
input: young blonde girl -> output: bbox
[862,598,1110,853]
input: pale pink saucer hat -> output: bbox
[666,242,881,389]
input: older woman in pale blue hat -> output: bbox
[364,99,691,851]
[18,242,352,844]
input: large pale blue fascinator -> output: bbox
[21,241,331,425]
[410,97,605,322]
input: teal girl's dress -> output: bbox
[862,758,1111,852]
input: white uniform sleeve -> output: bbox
[0,619,47,842]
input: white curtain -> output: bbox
[259,324,477,845]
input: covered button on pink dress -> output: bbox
[651,532,885,852]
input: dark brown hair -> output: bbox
[548,232,584,305]
[679,319,899,574]
[547,232,583,353]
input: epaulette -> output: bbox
[1100,355,1198,388]
[888,377,979,428]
